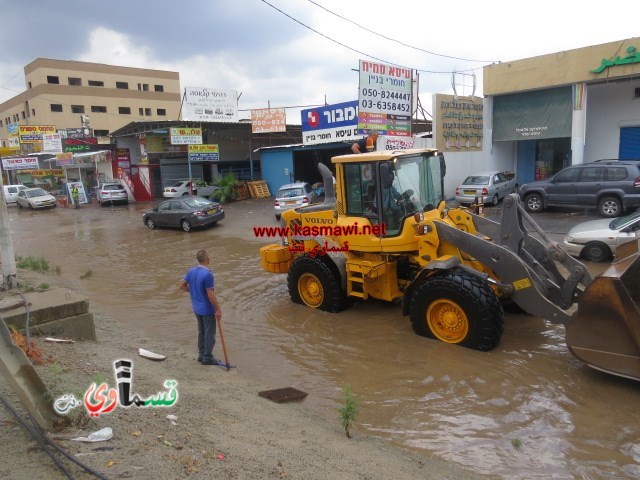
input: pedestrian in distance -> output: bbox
[70,183,80,209]
[351,131,379,154]
[179,249,223,366]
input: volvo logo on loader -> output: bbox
[306,218,333,225]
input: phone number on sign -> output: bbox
[360,99,410,112]
[361,88,411,101]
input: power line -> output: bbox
[260,0,475,75]
[306,0,499,63]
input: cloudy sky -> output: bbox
[0,0,637,123]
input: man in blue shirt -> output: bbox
[179,249,223,365]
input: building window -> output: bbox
[13,114,19,122]
[71,105,85,113]
[68,77,82,86]
[143,84,149,92]
[47,76,59,84]
[88,80,104,87]
[154,84,164,92]
[145,108,152,116]
[139,107,144,116]
[157,108,167,116]
[119,107,131,114]
[28,82,32,89]
[94,129,109,137]
[0,120,3,127]
[91,106,107,113]
[50,104,63,112]
[31,109,35,116]
[116,81,129,89]
[21,111,26,119]
[635,87,640,99]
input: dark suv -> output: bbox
[518,161,640,217]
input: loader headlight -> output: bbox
[414,212,424,222]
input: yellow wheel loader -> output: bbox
[259,148,640,381]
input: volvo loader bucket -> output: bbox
[566,240,640,381]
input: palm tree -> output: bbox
[210,173,239,203]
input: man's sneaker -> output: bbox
[201,359,222,366]
[197,357,203,363]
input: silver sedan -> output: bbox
[563,210,640,262]
[454,171,518,206]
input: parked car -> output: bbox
[563,209,640,262]
[274,182,319,220]
[454,171,518,205]
[163,180,194,198]
[16,188,57,209]
[3,184,28,204]
[143,196,224,232]
[97,182,128,206]
[518,161,640,217]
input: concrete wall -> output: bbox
[584,81,640,162]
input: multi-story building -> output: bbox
[0,58,181,147]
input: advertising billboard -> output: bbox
[301,100,359,146]
[183,87,238,123]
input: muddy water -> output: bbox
[8,200,640,479]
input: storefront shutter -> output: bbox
[493,87,572,142]
[619,127,640,159]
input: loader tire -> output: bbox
[409,269,504,351]
[288,255,346,312]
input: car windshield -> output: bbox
[462,176,490,185]
[27,189,47,198]
[172,181,188,187]
[278,188,303,198]
[183,197,213,209]
[610,209,640,229]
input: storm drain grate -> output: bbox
[258,387,308,403]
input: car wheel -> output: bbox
[146,218,156,230]
[17,202,22,209]
[524,193,543,212]
[583,241,611,262]
[275,213,281,220]
[513,183,519,193]
[182,192,189,196]
[598,196,622,217]
[181,219,192,232]
[491,194,499,206]
[28,203,33,210]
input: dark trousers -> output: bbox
[195,314,216,362]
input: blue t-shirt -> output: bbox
[184,266,215,315]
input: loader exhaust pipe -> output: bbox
[318,163,335,204]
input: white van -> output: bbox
[3,185,28,204]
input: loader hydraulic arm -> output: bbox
[433,194,593,325]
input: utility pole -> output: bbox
[0,166,17,289]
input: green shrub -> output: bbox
[338,385,359,438]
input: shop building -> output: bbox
[482,36,640,184]
[0,58,181,146]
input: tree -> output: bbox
[210,173,239,203]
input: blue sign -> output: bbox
[301,100,358,132]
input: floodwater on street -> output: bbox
[6,198,640,479]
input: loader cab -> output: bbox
[341,151,445,237]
